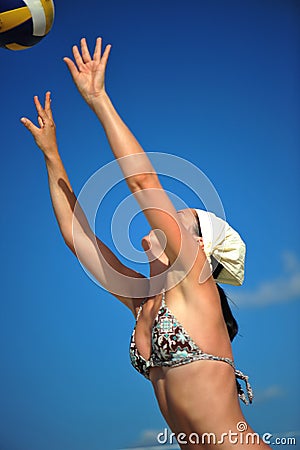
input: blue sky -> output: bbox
[0,1,299,449]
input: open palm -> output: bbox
[64,37,111,106]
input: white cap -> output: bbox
[195,209,246,286]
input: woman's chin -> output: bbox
[141,237,150,251]
[141,237,168,264]
[141,243,160,262]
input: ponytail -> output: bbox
[216,284,238,342]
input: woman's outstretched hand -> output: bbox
[21,92,58,159]
[63,37,111,108]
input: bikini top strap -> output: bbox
[136,298,147,321]
[136,290,166,321]
[161,289,166,307]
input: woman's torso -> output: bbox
[130,284,250,447]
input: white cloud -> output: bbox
[138,429,162,444]
[227,251,300,307]
[118,428,179,449]
[254,385,285,404]
[272,430,300,438]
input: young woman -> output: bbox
[21,38,270,449]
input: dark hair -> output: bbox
[194,210,238,342]
[216,284,238,342]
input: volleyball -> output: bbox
[0,0,55,50]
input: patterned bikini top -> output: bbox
[130,290,253,405]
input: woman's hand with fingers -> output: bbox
[21,92,58,159]
[63,37,111,108]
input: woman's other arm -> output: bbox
[21,93,79,241]
[21,93,146,313]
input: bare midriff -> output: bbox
[149,362,264,450]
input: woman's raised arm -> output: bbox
[21,93,146,312]
[64,39,212,285]
[63,38,155,179]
